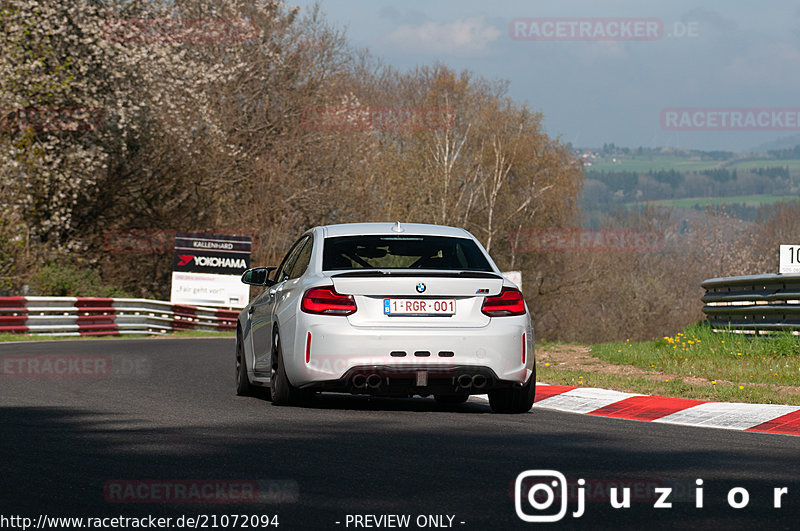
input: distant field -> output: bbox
[629,194,800,209]
[726,159,800,170]
[585,156,800,174]
[585,156,721,173]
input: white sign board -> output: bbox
[170,272,250,308]
[502,270,523,290]
[779,245,800,274]
[170,232,252,308]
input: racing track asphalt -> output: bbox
[1,337,799,530]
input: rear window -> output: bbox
[322,235,493,271]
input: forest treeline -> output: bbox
[586,167,798,208]
[3,0,800,342]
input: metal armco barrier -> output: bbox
[702,274,800,333]
[0,297,238,336]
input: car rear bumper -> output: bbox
[287,316,534,390]
[302,364,528,396]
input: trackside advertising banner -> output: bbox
[169,232,252,308]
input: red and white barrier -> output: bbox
[0,297,238,336]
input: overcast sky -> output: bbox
[291,1,800,152]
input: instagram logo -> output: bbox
[515,470,570,522]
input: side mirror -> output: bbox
[241,266,277,286]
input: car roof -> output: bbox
[319,222,475,239]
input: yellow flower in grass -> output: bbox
[739,385,744,390]
[711,380,717,385]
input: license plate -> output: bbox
[383,298,456,315]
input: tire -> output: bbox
[270,333,312,406]
[235,334,256,397]
[434,394,469,404]
[488,370,536,414]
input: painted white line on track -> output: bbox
[534,388,643,414]
[653,402,800,430]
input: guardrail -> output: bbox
[0,297,238,336]
[701,274,800,334]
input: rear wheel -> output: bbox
[488,370,536,414]
[235,335,256,397]
[434,394,469,404]
[270,333,312,406]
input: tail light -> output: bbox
[481,287,526,317]
[302,287,357,315]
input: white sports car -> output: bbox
[235,222,535,413]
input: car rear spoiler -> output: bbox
[330,270,504,279]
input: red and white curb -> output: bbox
[476,383,800,436]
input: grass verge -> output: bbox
[537,323,800,405]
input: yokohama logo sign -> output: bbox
[177,255,248,269]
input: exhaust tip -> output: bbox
[457,374,472,388]
[367,374,382,389]
[472,374,487,389]
[352,374,367,388]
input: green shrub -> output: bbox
[31,264,130,297]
